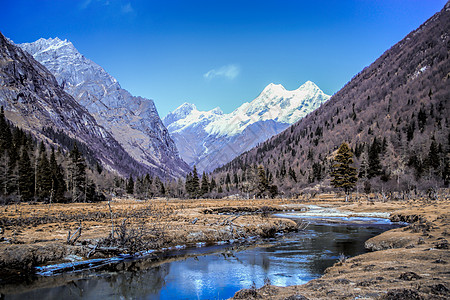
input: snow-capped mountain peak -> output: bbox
[163,102,198,127]
[300,80,317,88]
[164,81,331,172]
[176,102,198,114]
[163,103,224,134]
[204,81,330,137]
[261,82,286,93]
[22,37,76,57]
[20,37,189,177]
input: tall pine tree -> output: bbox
[200,171,209,197]
[69,143,86,202]
[36,142,52,200]
[49,147,66,202]
[331,142,358,201]
[126,175,134,194]
[0,107,12,153]
[185,172,193,197]
[368,137,382,178]
[209,177,217,193]
[18,147,34,201]
[256,165,268,198]
[191,165,200,198]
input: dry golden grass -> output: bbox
[0,197,304,271]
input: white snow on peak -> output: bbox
[164,81,330,171]
[165,81,330,137]
[23,37,75,55]
[164,102,224,133]
[203,81,330,136]
[19,37,119,90]
[261,82,286,93]
[176,102,197,112]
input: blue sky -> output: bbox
[1,0,446,116]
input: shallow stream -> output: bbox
[2,212,402,299]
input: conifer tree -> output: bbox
[225,172,231,185]
[191,165,200,198]
[185,172,193,196]
[18,147,34,201]
[256,165,268,198]
[69,143,86,202]
[0,107,12,153]
[209,177,216,193]
[331,142,358,201]
[36,142,52,199]
[200,171,209,196]
[288,167,297,182]
[233,173,239,188]
[0,109,14,197]
[427,139,440,171]
[126,174,134,194]
[0,151,14,196]
[368,137,382,178]
[85,180,97,202]
[280,160,287,177]
[443,155,450,186]
[49,147,66,202]
[160,181,166,196]
[143,174,152,198]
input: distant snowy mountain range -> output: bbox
[17,36,330,175]
[164,81,330,172]
[19,37,190,178]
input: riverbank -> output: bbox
[1,194,449,299]
[233,196,450,300]
[0,197,301,282]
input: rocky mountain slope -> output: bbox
[0,32,174,178]
[19,38,189,178]
[213,2,450,195]
[164,81,330,172]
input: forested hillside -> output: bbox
[208,2,450,198]
[0,106,173,203]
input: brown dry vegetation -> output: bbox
[0,197,301,277]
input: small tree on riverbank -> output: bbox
[331,142,358,201]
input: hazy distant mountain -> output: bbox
[213,2,450,195]
[0,32,153,176]
[164,81,330,172]
[19,38,189,178]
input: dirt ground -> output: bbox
[0,193,449,299]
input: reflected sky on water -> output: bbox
[3,217,401,300]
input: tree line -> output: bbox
[121,135,448,200]
[0,107,104,203]
[1,98,447,203]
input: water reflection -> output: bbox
[2,218,401,300]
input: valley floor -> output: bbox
[0,194,449,299]
[0,197,299,281]
[233,193,450,300]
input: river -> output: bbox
[2,212,402,300]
